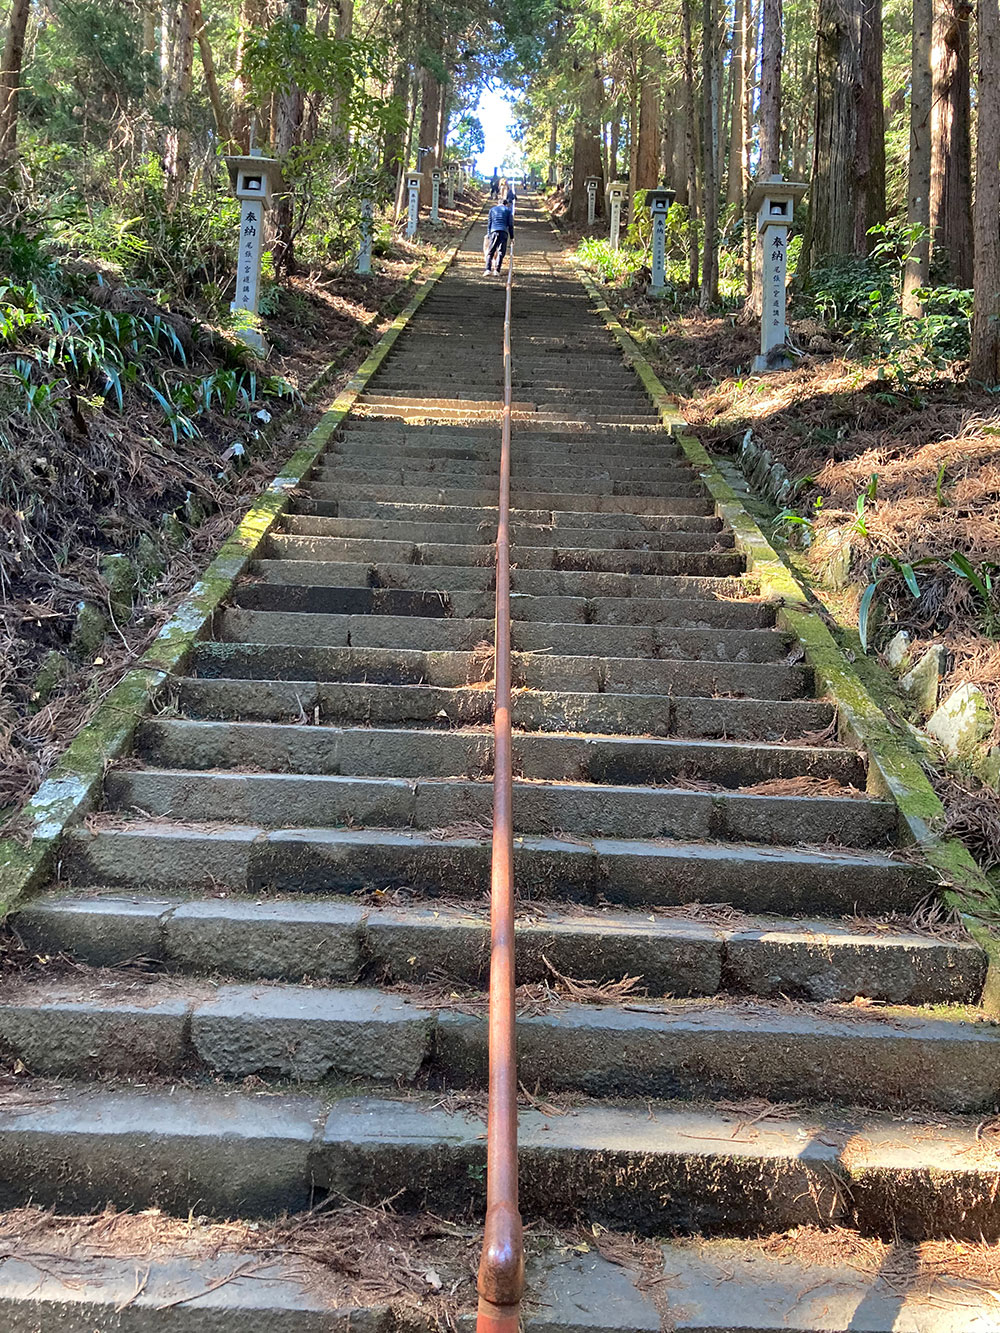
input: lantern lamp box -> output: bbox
[747,174,808,231]
[226,154,284,205]
[608,181,628,203]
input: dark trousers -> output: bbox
[484,230,509,270]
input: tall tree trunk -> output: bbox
[805,0,885,269]
[758,0,781,173]
[327,0,355,139]
[164,0,195,207]
[303,0,331,145]
[193,0,231,149]
[742,0,755,290]
[417,65,440,205]
[700,0,721,305]
[903,0,933,314]
[0,0,30,173]
[272,0,308,274]
[611,118,621,181]
[233,0,266,152]
[745,0,781,316]
[972,0,1000,379]
[682,0,699,287]
[549,107,559,185]
[930,0,973,286]
[726,0,746,207]
[635,45,660,190]
[569,56,605,224]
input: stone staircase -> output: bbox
[2,201,998,1330]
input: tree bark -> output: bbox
[700,0,721,305]
[903,0,933,314]
[549,106,559,185]
[233,0,267,153]
[417,65,440,205]
[758,0,781,174]
[272,0,308,273]
[805,0,885,268]
[164,0,195,207]
[193,0,231,149]
[682,0,699,287]
[569,56,605,224]
[0,0,30,173]
[635,45,660,190]
[930,0,973,286]
[726,0,746,207]
[972,0,1000,379]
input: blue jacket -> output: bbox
[487,204,515,238]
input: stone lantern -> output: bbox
[748,173,809,372]
[405,171,423,239]
[430,167,443,224]
[608,181,628,252]
[446,166,456,209]
[584,175,601,226]
[646,187,676,297]
[357,186,375,275]
[225,152,284,355]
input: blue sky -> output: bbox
[471,86,520,174]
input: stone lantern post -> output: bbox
[430,167,442,224]
[405,171,423,239]
[584,175,600,226]
[748,173,809,372]
[357,192,374,275]
[446,166,456,209]
[608,181,628,251]
[646,187,676,297]
[225,151,284,355]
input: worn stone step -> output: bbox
[16,893,983,1004]
[311,464,702,496]
[300,499,709,531]
[191,642,810,700]
[233,581,774,630]
[281,514,732,553]
[138,719,865,787]
[315,1094,1000,1241]
[304,481,712,514]
[62,823,920,915]
[0,979,434,1083]
[250,559,745,601]
[105,769,892,848]
[0,1084,993,1238]
[173,677,834,740]
[216,610,789,664]
[0,976,991,1111]
[262,535,742,579]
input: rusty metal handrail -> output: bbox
[476,240,524,1331]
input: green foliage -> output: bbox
[810,222,972,378]
[576,237,644,284]
[859,553,1000,651]
[54,162,241,300]
[0,262,298,451]
[450,115,486,158]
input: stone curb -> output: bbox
[565,248,998,962]
[0,210,484,916]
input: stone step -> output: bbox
[262,534,742,578]
[311,459,700,488]
[232,581,775,630]
[312,1093,1000,1241]
[251,559,748,601]
[298,499,706,530]
[17,893,983,1004]
[0,976,992,1111]
[138,719,865,787]
[216,610,789,664]
[62,823,921,915]
[0,1083,993,1238]
[173,677,834,740]
[105,769,893,848]
[190,642,810,700]
[281,513,732,553]
[304,481,713,514]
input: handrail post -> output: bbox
[476,241,524,1332]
